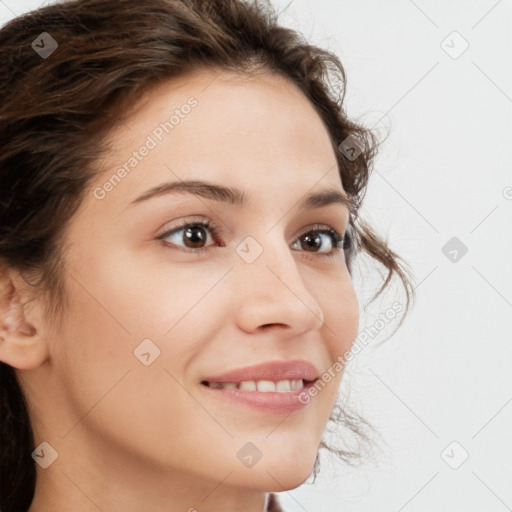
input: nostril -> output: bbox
[261,323,287,329]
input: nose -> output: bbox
[234,237,325,337]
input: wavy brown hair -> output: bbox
[0,0,415,510]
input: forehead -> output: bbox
[93,68,344,208]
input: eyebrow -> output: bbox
[130,179,352,213]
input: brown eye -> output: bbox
[300,232,323,252]
[159,222,217,251]
[292,227,343,255]
[182,225,209,248]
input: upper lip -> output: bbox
[201,360,320,384]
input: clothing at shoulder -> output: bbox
[267,492,284,512]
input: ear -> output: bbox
[0,268,49,370]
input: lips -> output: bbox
[201,359,319,385]
[200,360,320,415]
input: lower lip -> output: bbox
[200,380,317,415]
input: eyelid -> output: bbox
[295,222,341,237]
[157,215,223,239]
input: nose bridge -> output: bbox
[233,230,325,332]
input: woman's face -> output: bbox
[24,69,359,499]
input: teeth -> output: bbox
[291,379,303,390]
[275,380,291,392]
[239,381,257,391]
[256,380,275,392]
[207,379,305,392]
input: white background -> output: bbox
[1,1,511,511]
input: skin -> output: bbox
[0,68,359,512]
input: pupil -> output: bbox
[184,226,206,248]
[303,233,321,251]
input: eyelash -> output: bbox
[157,218,352,259]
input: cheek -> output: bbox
[54,261,232,464]
[67,241,229,340]
[57,249,234,423]
[305,273,359,409]
[319,274,360,352]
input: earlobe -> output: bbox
[0,271,49,370]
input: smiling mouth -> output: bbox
[201,378,317,392]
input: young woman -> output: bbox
[0,1,414,511]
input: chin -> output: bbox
[231,446,318,492]
[272,463,315,491]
